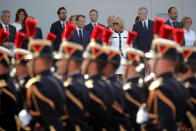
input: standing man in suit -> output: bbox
[106,15,115,30]
[20,16,43,49]
[50,7,67,51]
[70,15,90,49]
[84,9,104,36]
[0,10,16,51]
[132,7,153,53]
[165,7,183,28]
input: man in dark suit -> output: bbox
[70,15,90,49]
[84,9,104,36]
[165,7,185,45]
[132,7,153,53]
[20,16,43,49]
[50,7,67,51]
[0,10,16,50]
[165,7,183,28]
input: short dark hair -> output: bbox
[89,9,98,15]
[187,63,196,73]
[76,15,85,21]
[57,7,66,15]
[97,61,107,73]
[168,7,176,13]
[41,56,53,67]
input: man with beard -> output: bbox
[50,7,67,51]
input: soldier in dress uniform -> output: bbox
[177,47,196,130]
[12,32,31,115]
[55,23,90,131]
[102,28,132,131]
[81,25,114,131]
[0,46,18,131]
[24,38,67,130]
[121,35,144,131]
[143,24,188,131]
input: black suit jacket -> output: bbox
[0,23,16,43]
[165,20,185,45]
[50,21,64,51]
[20,27,43,49]
[132,20,154,52]
[69,29,90,49]
[84,23,105,44]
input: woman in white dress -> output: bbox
[181,16,196,47]
[110,17,128,84]
[12,8,28,31]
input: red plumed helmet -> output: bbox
[0,29,9,45]
[154,18,166,35]
[46,33,56,43]
[102,28,113,45]
[25,19,37,38]
[91,25,104,41]
[173,29,184,45]
[159,24,174,40]
[126,31,138,46]
[61,22,76,40]
[14,32,26,48]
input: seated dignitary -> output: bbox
[55,23,90,131]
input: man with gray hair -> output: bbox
[0,10,16,51]
[132,7,153,52]
[107,15,115,30]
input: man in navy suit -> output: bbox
[70,15,90,49]
[50,7,67,51]
[0,10,16,50]
[132,7,153,53]
[84,9,104,36]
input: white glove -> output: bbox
[18,109,32,126]
[136,103,149,124]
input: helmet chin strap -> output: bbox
[124,65,129,80]
[152,58,159,77]
[63,59,70,77]
[83,60,92,78]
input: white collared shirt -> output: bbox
[76,27,83,37]
[169,19,176,27]
[91,22,97,27]
[142,19,148,29]
[1,22,9,31]
[60,21,66,28]
[184,28,196,47]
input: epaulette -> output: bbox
[101,76,111,84]
[149,78,163,91]
[25,75,41,88]
[0,79,7,88]
[85,79,94,89]
[63,77,72,87]
[123,82,132,91]
[184,81,191,89]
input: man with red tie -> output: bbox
[0,10,16,51]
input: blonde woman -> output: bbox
[110,17,128,83]
[181,16,196,47]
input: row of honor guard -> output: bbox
[0,17,195,131]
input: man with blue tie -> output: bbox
[70,15,90,49]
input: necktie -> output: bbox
[62,23,65,29]
[5,25,8,31]
[144,22,147,31]
[79,30,83,42]
[172,21,176,27]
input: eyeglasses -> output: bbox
[113,22,120,25]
